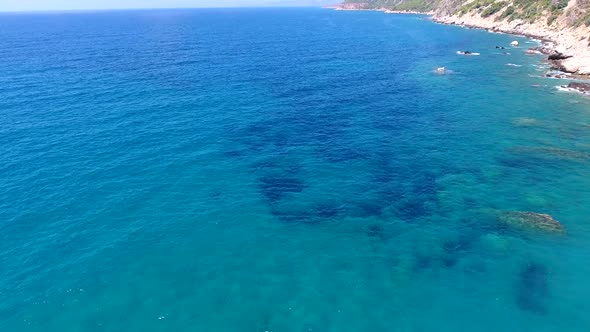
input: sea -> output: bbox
[1,7,590,332]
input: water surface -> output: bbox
[1,8,590,332]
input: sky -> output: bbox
[0,0,335,12]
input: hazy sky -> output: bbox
[0,0,334,12]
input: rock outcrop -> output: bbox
[548,52,573,60]
[497,211,565,234]
[564,82,590,94]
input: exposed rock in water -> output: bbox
[525,49,542,55]
[545,71,570,79]
[526,46,552,55]
[497,211,564,234]
[516,262,549,315]
[561,82,590,95]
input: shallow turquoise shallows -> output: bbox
[1,8,590,332]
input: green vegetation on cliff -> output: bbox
[457,0,571,23]
[341,0,439,11]
[341,0,590,27]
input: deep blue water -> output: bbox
[1,8,590,331]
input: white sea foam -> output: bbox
[556,86,582,94]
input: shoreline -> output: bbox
[324,5,590,81]
[322,5,431,15]
[431,13,590,78]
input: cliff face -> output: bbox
[340,0,590,74]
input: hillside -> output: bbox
[340,0,590,31]
[343,0,590,22]
[341,0,589,24]
[338,0,439,11]
[337,0,590,74]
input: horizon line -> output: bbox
[0,5,327,14]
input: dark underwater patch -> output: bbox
[413,254,434,273]
[439,236,474,269]
[509,146,590,162]
[442,257,458,268]
[412,173,438,198]
[270,208,314,224]
[317,146,368,163]
[457,213,507,235]
[395,199,429,222]
[373,171,396,185]
[270,202,344,224]
[314,202,343,219]
[250,159,300,175]
[497,146,584,170]
[239,119,307,155]
[443,237,473,255]
[498,155,540,169]
[463,196,478,208]
[223,149,246,158]
[366,224,385,240]
[256,312,272,332]
[354,201,385,218]
[516,262,549,315]
[384,170,440,222]
[378,186,403,202]
[258,175,305,203]
[369,150,396,184]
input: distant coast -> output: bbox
[323,4,431,15]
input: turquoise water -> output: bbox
[1,8,590,331]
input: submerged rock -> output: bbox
[258,175,305,203]
[366,224,386,240]
[511,117,539,127]
[516,262,549,315]
[497,211,565,234]
[478,233,511,253]
[443,237,473,255]
[509,146,590,162]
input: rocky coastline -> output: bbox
[432,13,590,77]
[323,4,432,14]
[325,3,590,94]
